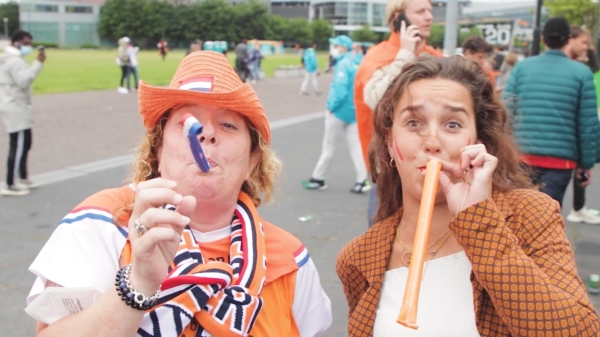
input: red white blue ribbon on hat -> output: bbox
[179,77,214,92]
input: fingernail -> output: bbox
[173,194,183,203]
[181,216,190,225]
[167,180,177,187]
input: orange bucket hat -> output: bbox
[138,51,270,144]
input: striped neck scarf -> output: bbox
[137,192,266,337]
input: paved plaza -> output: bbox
[0,74,599,336]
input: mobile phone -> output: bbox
[394,13,420,37]
[581,172,590,183]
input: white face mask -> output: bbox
[20,45,33,56]
[331,48,341,59]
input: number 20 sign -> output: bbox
[476,23,512,46]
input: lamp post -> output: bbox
[443,0,459,55]
[3,18,8,39]
[531,0,543,56]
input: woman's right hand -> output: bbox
[127,178,196,295]
[399,20,422,53]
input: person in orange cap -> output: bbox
[26,51,332,337]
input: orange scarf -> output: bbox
[354,31,442,169]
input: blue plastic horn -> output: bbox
[180,113,211,172]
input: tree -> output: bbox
[546,0,596,28]
[98,0,173,46]
[310,19,332,48]
[428,24,444,48]
[184,0,237,42]
[285,17,311,46]
[352,24,378,43]
[233,1,270,41]
[265,15,287,41]
[0,2,18,38]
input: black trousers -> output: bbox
[530,166,573,209]
[235,58,249,82]
[572,173,586,211]
[6,128,32,186]
[120,65,129,87]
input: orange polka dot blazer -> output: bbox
[337,189,600,336]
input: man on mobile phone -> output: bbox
[354,0,442,226]
[0,30,46,196]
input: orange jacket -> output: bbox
[354,31,442,170]
[337,189,600,336]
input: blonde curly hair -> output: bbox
[115,110,281,225]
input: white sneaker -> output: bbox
[566,207,600,224]
[117,87,129,94]
[19,179,37,189]
[1,184,29,196]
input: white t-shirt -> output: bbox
[27,204,332,337]
[373,251,480,337]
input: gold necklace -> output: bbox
[395,227,452,267]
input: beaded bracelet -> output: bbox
[115,265,161,311]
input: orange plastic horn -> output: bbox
[397,158,442,329]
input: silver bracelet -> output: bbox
[115,264,161,310]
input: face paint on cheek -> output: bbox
[393,139,404,163]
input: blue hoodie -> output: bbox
[303,48,318,73]
[327,52,361,124]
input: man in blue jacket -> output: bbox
[300,43,321,96]
[503,17,599,208]
[302,35,370,194]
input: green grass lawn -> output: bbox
[24,49,329,94]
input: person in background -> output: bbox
[127,41,139,92]
[562,26,600,224]
[186,39,203,56]
[117,36,130,94]
[354,0,441,226]
[302,35,370,194]
[351,43,365,63]
[496,51,518,91]
[246,44,262,85]
[300,43,321,96]
[462,35,496,87]
[503,17,599,208]
[0,30,45,196]
[492,45,505,71]
[235,39,250,82]
[157,38,168,61]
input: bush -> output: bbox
[32,41,59,48]
[80,43,98,49]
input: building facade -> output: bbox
[271,0,310,19]
[19,0,103,47]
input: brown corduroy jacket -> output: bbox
[337,189,600,336]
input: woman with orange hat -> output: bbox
[26,51,332,336]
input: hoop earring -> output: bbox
[389,158,396,168]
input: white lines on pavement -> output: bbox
[29,111,327,187]
[270,111,326,130]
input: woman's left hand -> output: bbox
[433,144,498,216]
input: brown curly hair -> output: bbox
[370,56,533,223]
[115,109,281,226]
